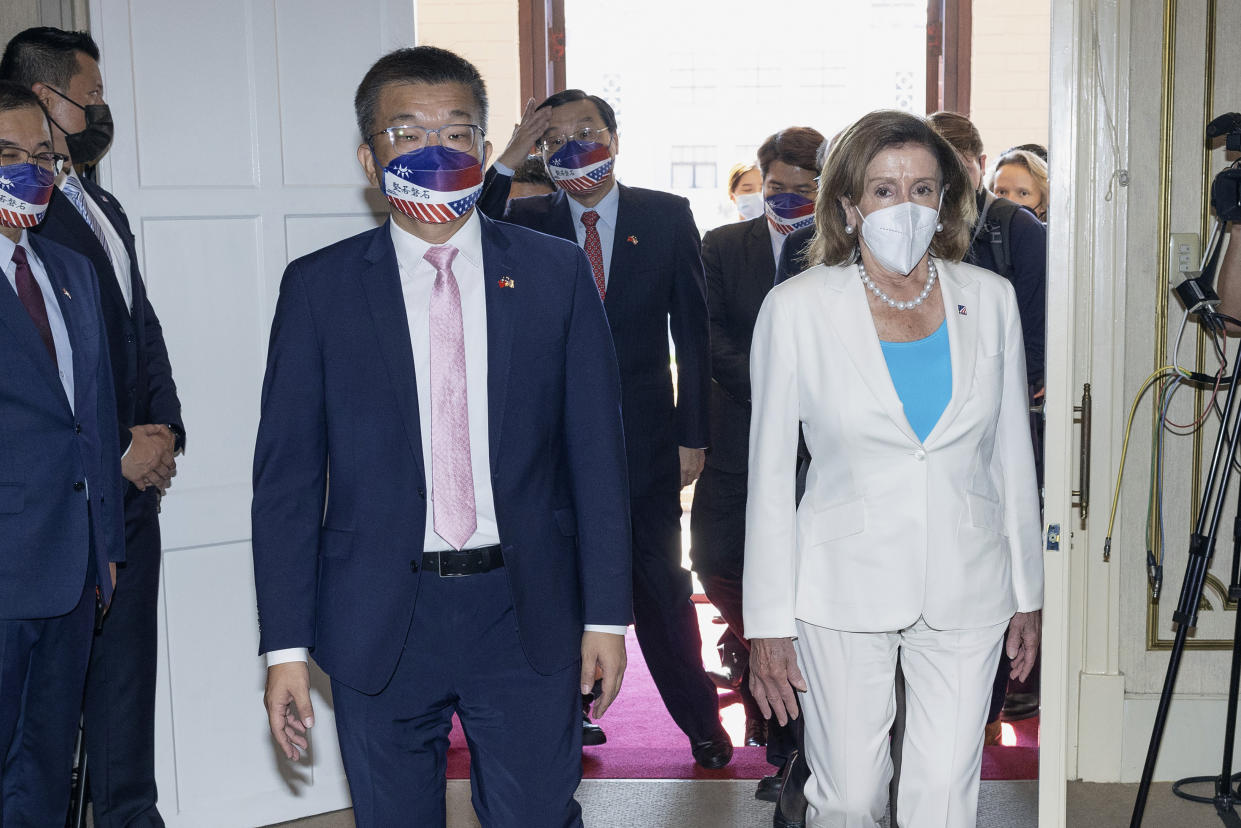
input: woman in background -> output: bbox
[727,161,763,221]
[988,149,1049,222]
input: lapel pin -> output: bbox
[627,235,638,245]
[957,304,967,316]
[498,276,515,289]
[62,287,72,299]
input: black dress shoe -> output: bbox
[1002,691,1040,721]
[691,732,733,769]
[707,666,742,690]
[582,714,607,746]
[773,749,809,828]
[745,717,768,747]
[755,772,783,802]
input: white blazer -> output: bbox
[742,258,1043,639]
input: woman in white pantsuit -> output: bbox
[744,110,1043,828]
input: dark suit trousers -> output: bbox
[84,492,164,827]
[331,567,583,828]
[630,492,722,743]
[691,466,799,767]
[0,571,95,826]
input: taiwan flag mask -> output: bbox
[0,163,55,229]
[545,140,614,195]
[765,192,815,235]
[379,145,484,224]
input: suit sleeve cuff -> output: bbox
[584,624,628,636]
[265,647,309,667]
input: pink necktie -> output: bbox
[581,210,606,299]
[425,244,477,550]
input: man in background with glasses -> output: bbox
[2,27,185,828]
[0,79,124,825]
[481,90,728,769]
[254,47,631,826]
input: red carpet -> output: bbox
[446,605,1039,780]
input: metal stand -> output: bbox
[1131,317,1241,827]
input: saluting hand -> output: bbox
[496,98,554,171]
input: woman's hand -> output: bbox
[1007,610,1042,683]
[749,637,808,726]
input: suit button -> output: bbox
[73,481,86,492]
[126,335,135,343]
[410,559,420,573]
[74,422,82,434]
[417,487,426,499]
[913,450,926,461]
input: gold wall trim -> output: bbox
[1148,0,1232,651]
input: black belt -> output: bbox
[420,544,504,577]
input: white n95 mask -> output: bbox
[857,200,940,275]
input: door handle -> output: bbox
[1072,383,1092,526]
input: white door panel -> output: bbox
[91,0,415,822]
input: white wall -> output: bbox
[971,0,1052,158]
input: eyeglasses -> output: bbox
[0,146,68,174]
[537,127,610,155]
[367,123,485,155]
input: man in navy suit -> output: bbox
[2,28,185,827]
[692,127,823,800]
[479,90,728,766]
[253,47,631,827]
[0,80,124,825]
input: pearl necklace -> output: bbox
[858,259,937,310]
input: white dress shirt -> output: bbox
[267,213,622,667]
[2,231,75,408]
[59,170,133,312]
[766,218,787,268]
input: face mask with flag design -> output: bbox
[545,140,614,195]
[379,145,484,224]
[765,192,815,235]
[0,163,55,229]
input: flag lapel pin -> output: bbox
[627,235,639,245]
[957,304,967,315]
[498,276,515,289]
[62,287,72,300]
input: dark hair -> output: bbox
[354,46,488,139]
[0,27,100,90]
[757,127,827,177]
[0,79,45,116]
[809,110,976,267]
[927,110,984,159]
[513,155,555,189]
[1005,142,1048,162]
[536,89,617,132]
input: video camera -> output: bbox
[1207,112,1241,222]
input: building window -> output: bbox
[670,145,717,189]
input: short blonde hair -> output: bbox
[726,162,759,195]
[808,110,977,268]
[986,149,1049,212]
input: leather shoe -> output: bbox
[773,748,809,828]
[755,772,782,802]
[707,667,742,690]
[691,732,733,769]
[1002,691,1040,721]
[745,717,768,747]
[582,714,606,747]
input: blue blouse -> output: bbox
[879,320,952,442]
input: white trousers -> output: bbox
[794,616,1008,828]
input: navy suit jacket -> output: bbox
[482,175,710,493]
[0,233,124,618]
[33,181,185,518]
[252,214,632,694]
[700,216,777,475]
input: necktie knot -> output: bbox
[424,244,459,274]
[11,244,29,268]
[581,210,600,229]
